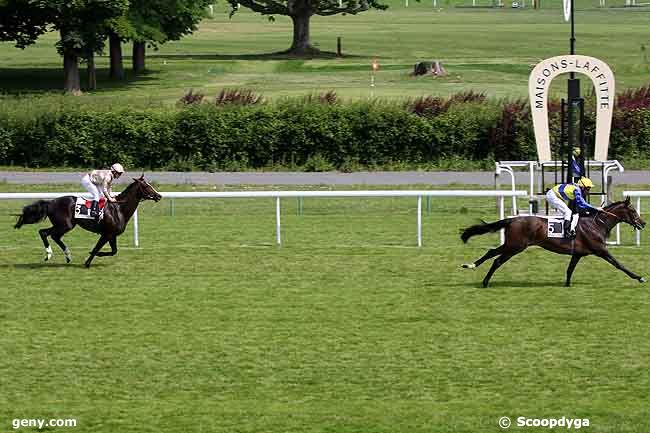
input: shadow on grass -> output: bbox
[8,262,106,269]
[440,280,566,289]
[0,67,156,95]
[149,50,366,61]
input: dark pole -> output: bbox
[566,0,581,183]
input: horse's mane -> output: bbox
[117,179,140,200]
[604,199,628,210]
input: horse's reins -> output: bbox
[595,208,620,226]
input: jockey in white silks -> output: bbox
[81,163,124,220]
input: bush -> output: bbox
[2,87,650,170]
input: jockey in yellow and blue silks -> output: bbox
[545,177,602,239]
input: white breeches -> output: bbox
[81,174,102,201]
[546,190,572,220]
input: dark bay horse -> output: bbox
[460,197,646,287]
[14,175,161,268]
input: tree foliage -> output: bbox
[228,0,387,54]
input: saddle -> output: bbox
[75,197,106,220]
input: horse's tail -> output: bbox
[461,218,514,243]
[14,200,50,229]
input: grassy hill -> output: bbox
[1,0,649,107]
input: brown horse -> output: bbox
[14,175,161,268]
[460,197,646,287]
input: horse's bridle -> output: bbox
[597,207,645,230]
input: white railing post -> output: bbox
[276,196,281,246]
[499,196,505,245]
[417,196,422,247]
[637,197,642,246]
[133,209,139,247]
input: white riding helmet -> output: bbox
[111,163,124,174]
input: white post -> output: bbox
[405,0,408,6]
[276,197,282,246]
[637,197,641,246]
[133,209,139,247]
[499,196,505,245]
[417,196,422,247]
[529,161,535,214]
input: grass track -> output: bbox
[1,184,649,432]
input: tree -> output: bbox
[107,0,211,76]
[0,0,128,93]
[228,0,387,56]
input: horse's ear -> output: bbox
[140,172,145,180]
[625,196,631,205]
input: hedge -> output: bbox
[1,97,649,170]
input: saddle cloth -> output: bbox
[546,217,565,238]
[74,197,106,220]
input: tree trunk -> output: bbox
[87,50,97,91]
[288,14,317,55]
[109,32,124,80]
[132,41,146,74]
[63,49,81,95]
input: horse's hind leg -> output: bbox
[462,244,506,269]
[39,227,53,261]
[96,237,117,257]
[482,249,523,288]
[51,227,74,263]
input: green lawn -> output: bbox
[1,1,649,107]
[1,183,649,432]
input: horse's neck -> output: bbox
[117,186,141,221]
[601,207,623,231]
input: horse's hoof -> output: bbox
[65,257,71,264]
[640,277,646,284]
[461,263,476,269]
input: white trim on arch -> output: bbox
[528,55,615,162]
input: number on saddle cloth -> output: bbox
[547,218,565,238]
[75,197,106,220]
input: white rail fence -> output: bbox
[1,190,527,247]
[623,191,648,246]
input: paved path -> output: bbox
[0,170,648,186]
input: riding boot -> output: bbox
[91,201,100,221]
[563,220,575,239]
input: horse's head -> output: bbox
[610,197,645,230]
[133,175,162,202]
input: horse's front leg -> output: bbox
[96,237,117,257]
[565,255,583,287]
[85,235,110,268]
[596,250,645,283]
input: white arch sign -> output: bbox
[529,55,615,162]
